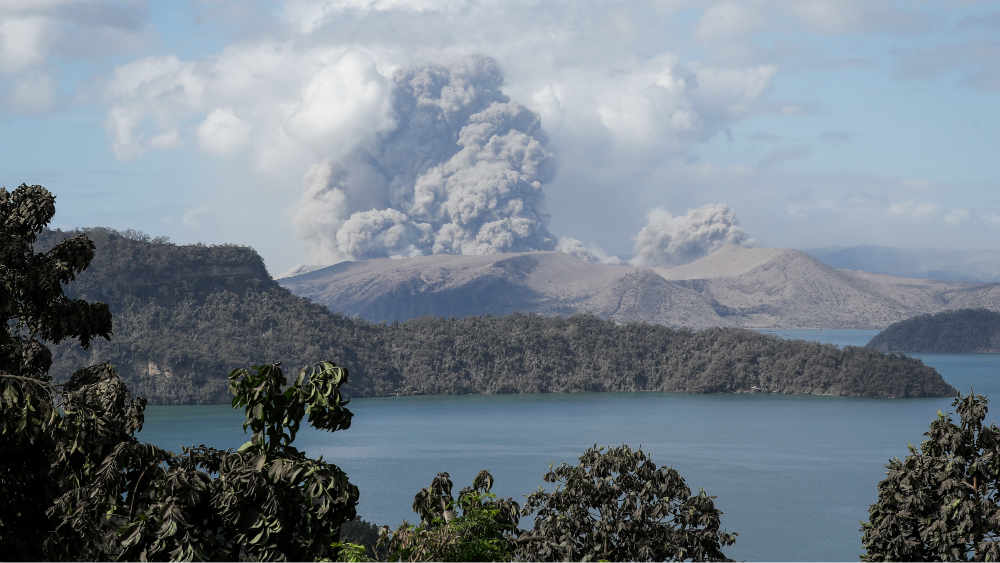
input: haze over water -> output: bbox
[141,329,1000,561]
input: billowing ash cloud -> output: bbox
[295,55,557,263]
[631,203,753,267]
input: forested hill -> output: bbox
[37,228,272,307]
[867,309,1000,353]
[42,229,956,403]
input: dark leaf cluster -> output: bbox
[4,360,360,561]
[2,185,112,381]
[862,392,1000,561]
[517,445,736,562]
[380,470,522,562]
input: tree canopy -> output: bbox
[517,445,737,562]
[380,470,521,562]
[1,185,112,380]
[0,184,115,558]
[862,392,1000,561]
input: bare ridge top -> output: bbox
[654,245,790,280]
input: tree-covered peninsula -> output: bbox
[40,228,957,403]
[867,308,1000,354]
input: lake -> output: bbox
[140,329,1000,561]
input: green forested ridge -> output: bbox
[42,228,957,403]
[867,308,1000,354]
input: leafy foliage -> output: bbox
[1,361,147,560]
[229,360,354,454]
[329,541,374,562]
[867,308,1000,354]
[1,184,360,560]
[52,361,359,561]
[336,518,385,561]
[3,358,360,561]
[0,184,115,559]
[41,228,955,403]
[517,445,737,562]
[0,186,112,374]
[861,392,1000,561]
[380,470,521,561]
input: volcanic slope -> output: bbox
[673,247,938,328]
[281,251,727,328]
[280,245,1000,329]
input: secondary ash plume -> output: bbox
[555,237,622,264]
[295,55,557,263]
[631,203,752,267]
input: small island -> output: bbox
[867,308,1000,354]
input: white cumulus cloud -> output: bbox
[0,16,46,73]
[197,108,251,156]
[102,45,396,168]
[284,52,395,154]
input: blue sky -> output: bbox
[2,1,999,274]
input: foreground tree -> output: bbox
[0,183,115,559]
[14,359,360,561]
[380,470,521,561]
[103,361,359,561]
[1,184,360,560]
[517,445,737,562]
[0,184,113,379]
[861,392,1000,561]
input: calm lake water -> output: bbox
[140,329,1000,561]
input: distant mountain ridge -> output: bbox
[282,251,725,328]
[280,245,1000,329]
[806,245,1000,283]
[39,229,955,403]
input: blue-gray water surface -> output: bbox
[140,329,1000,561]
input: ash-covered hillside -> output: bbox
[279,251,725,329]
[280,245,1000,330]
[43,229,956,403]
